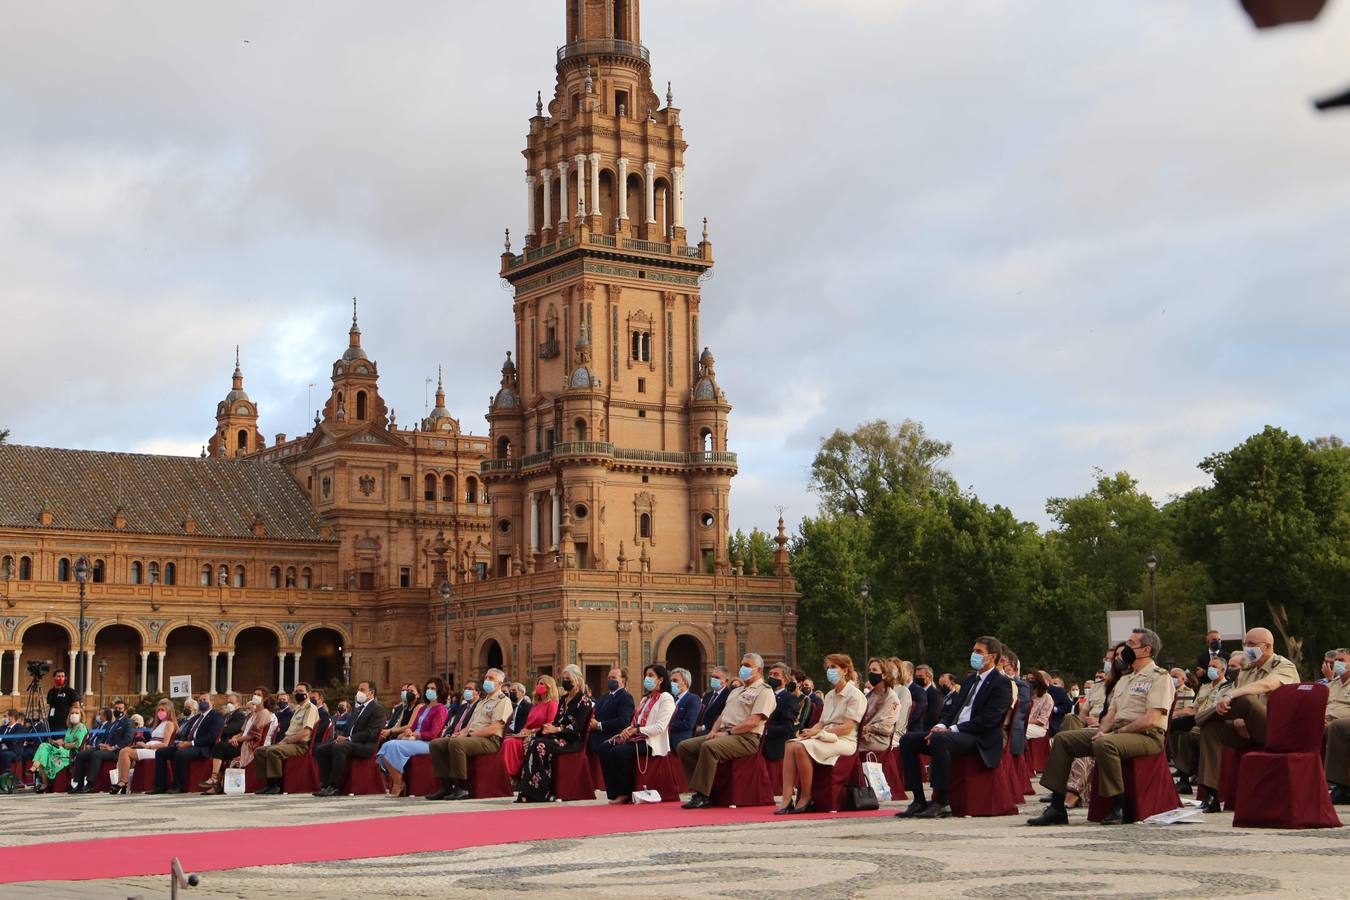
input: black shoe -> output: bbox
[426,786,453,801]
[1099,806,1125,825]
[1201,792,1221,813]
[166,787,183,795]
[895,799,928,818]
[445,786,471,801]
[681,792,712,809]
[914,802,951,819]
[773,801,795,815]
[787,799,816,815]
[1177,779,1193,796]
[69,782,85,794]
[1330,784,1350,805]
[1026,806,1069,826]
[311,787,330,798]
[258,785,280,795]
[149,788,167,795]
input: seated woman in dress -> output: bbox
[503,675,558,779]
[598,663,676,804]
[382,683,422,741]
[776,654,866,814]
[859,657,901,755]
[203,689,276,794]
[110,698,178,794]
[1026,671,1054,740]
[886,658,912,751]
[375,677,447,797]
[517,664,594,803]
[31,701,87,793]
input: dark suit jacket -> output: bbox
[907,682,929,733]
[507,698,533,734]
[100,715,136,749]
[762,689,802,762]
[315,706,332,743]
[697,687,730,734]
[219,709,248,743]
[669,690,701,749]
[1046,685,1073,735]
[588,689,635,753]
[275,704,294,735]
[448,700,477,736]
[923,684,943,729]
[344,700,387,747]
[1009,679,1031,756]
[942,670,1012,769]
[191,710,225,748]
[383,702,406,730]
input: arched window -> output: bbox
[233,565,247,588]
[92,559,105,583]
[1,555,12,579]
[164,562,176,586]
[443,474,456,502]
[300,567,313,589]
[285,566,296,588]
[496,436,512,459]
[701,428,713,453]
[218,565,229,586]
[575,419,588,442]
[236,429,248,453]
[268,566,281,589]
[17,556,31,580]
[639,513,652,539]
[356,391,368,420]
[57,558,70,582]
[424,473,437,501]
[147,562,160,585]
[201,565,213,586]
[129,561,143,584]
[466,476,479,504]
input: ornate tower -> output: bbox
[485,0,737,576]
[208,347,263,458]
[322,298,387,428]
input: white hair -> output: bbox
[742,652,764,669]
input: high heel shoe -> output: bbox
[787,799,816,814]
[773,801,796,815]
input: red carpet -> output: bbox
[0,804,891,883]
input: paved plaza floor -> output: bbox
[2,789,1347,898]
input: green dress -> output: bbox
[32,723,87,779]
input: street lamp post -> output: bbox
[74,556,89,698]
[439,579,452,683]
[1145,552,1158,631]
[97,657,107,710]
[860,582,870,666]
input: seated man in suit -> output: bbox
[916,665,944,731]
[311,689,332,742]
[273,692,294,736]
[695,667,732,737]
[153,694,224,794]
[762,662,801,764]
[506,683,533,735]
[1196,627,1301,813]
[314,680,387,797]
[897,636,1012,820]
[588,667,635,755]
[1029,627,1175,826]
[426,669,512,801]
[70,698,134,792]
[678,653,779,809]
[253,683,319,795]
[1321,647,1350,805]
[668,667,702,751]
[446,683,479,736]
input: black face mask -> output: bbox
[766,676,782,690]
[293,692,308,704]
[867,672,884,687]
[1209,639,1222,652]
[113,709,124,719]
[559,679,574,692]
[401,690,413,702]
[1119,646,1137,667]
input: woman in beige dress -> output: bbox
[775,653,867,815]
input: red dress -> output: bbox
[503,700,559,776]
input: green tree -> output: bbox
[728,528,775,575]
[810,419,954,517]
[0,428,8,444]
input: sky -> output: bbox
[3,1,1349,535]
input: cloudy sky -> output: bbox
[3,1,1349,534]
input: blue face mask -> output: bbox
[198,700,210,712]
[1207,667,1219,681]
[970,652,985,671]
[738,665,753,681]
[1244,646,1261,663]
[482,679,496,694]
[1335,661,1347,677]
[825,667,841,685]
[424,689,437,702]
[671,682,683,695]
[462,689,473,702]
[643,676,656,691]
[709,677,722,691]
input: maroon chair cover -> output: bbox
[9,760,32,787]
[50,769,72,793]
[187,757,213,789]
[636,752,687,801]
[244,763,264,793]
[948,747,1019,817]
[868,748,907,802]
[809,753,861,812]
[130,762,157,793]
[1027,736,1051,773]
[343,757,386,795]
[764,757,783,789]
[405,755,437,796]
[467,751,513,798]
[1220,746,1247,811]
[1015,751,1036,795]
[589,750,606,791]
[1086,751,1179,823]
[1234,683,1342,829]
[552,750,596,801]
[708,742,775,807]
[281,751,319,793]
[92,759,116,791]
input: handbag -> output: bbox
[848,755,879,811]
[223,768,247,796]
[859,751,891,802]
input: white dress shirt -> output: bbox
[954,667,995,732]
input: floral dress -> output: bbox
[517,692,593,802]
[32,723,87,779]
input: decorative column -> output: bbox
[138,650,149,695]
[617,158,629,221]
[11,649,21,696]
[67,649,77,686]
[525,174,538,237]
[530,493,540,554]
[541,168,553,232]
[83,649,94,696]
[226,651,235,694]
[208,650,219,695]
[276,652,285,692]
[156,650,165,692]
[550,487,561,552]
[294,651,303,687]
[588,152,601,220]
[558,161,570,225]
[575,154,588,218]
[644,162,657,224]
[671,166,685,229]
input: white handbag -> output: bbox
[860,752,892,802]
[632,789,663,804]
[223,768,247,796]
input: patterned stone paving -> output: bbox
[2,791,1345,898]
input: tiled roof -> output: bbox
[0,444,327,541]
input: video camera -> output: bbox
[26,659,51,679]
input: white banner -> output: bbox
[1107,609,1145,646]
[169,675,192,699]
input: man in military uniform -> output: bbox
[1028,627,1174,826]
[1172,653,1237,793]
[1320,647,1350,805]
[1197,627,1301,813]
[426,667,512,801]
[678,653,778,809]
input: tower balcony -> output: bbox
[557,39,649,64]
[480,444,737,478]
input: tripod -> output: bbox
[23,676,46,731]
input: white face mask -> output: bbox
[69,713,81,723]
[354,691,369,705]
[223,703,237,714]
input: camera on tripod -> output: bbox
[26,659,51,679]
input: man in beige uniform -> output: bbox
[1198,627,1301,813]
[255,681,319,795]
[678,652,778,809]
[1321,648,1350,805]
[1173,654,1237,793]
[1028,627,1174,826]
[427,668,512,801]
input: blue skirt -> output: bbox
[376,739,430,773]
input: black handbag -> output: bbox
[848,754,879,811]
